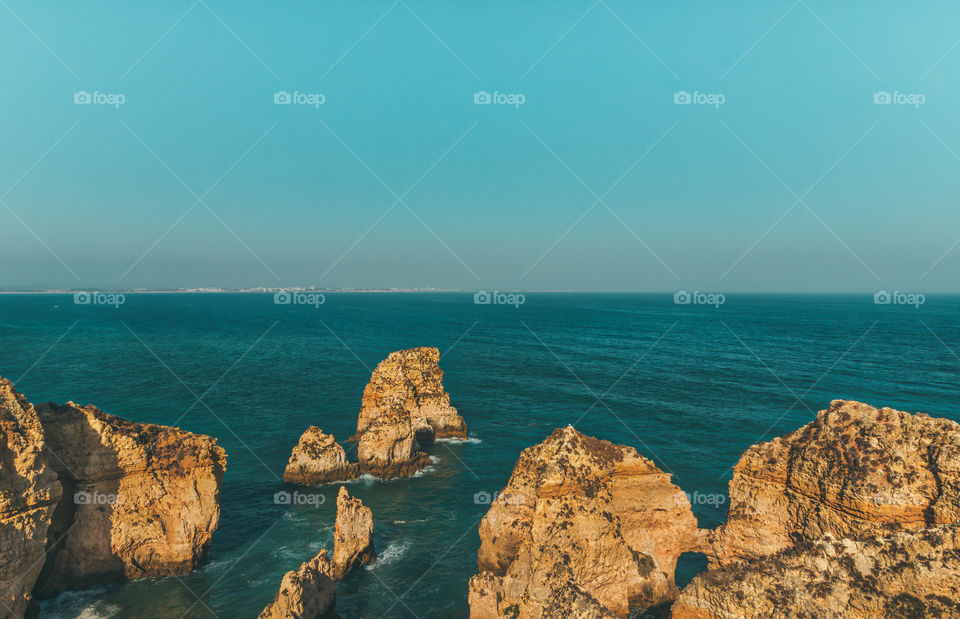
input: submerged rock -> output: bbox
[673,526,960,618]
[333,487,375,579]
[469,426,701,618]
[710,400,960,568]
[32,401,226,596]
[0,379,62,618]
[284,428,358,485]
[356,347,467,443]
[259,549,338,619]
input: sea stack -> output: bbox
[708,399,960,569]
[32,401,226,596]
[469,426,702,618]
[333,487,375,579]
[356,347,467,443]
[261,487,375,617]
[284,428,358,485]
[258,549,338,619]
[0,379,62,617]
[285,346,465,484]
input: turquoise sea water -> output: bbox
[2,293,958,618]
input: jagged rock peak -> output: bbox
[259,549,338,619]
[333,487,375,579]
[357,346,467,443]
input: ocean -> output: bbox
[2,293,957,618]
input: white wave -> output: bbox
[40,590,119,619]
[436,436,482,444]
[77,604,121,619]
[365,541,411,570]
[412,464,435,478]
[429,455,440,464]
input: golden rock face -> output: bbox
[470,426,702,618]
[258,549,337,619]
[285,347,464,486]
[357,346,467,442]
[32,400,226,597]
[0,379,62,618]
[673,526,960,619]
[710,399,960,569]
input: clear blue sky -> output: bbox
[2,0,959,291]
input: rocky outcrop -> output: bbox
[284,347,462,485]
[284,428,358,485]
[284,413,430,485]
[356,406,432,480]
[333,487,374,579]
[32,401,226,596]
[710,400,960,569]
[356,347,466,443]
[261,487,375,617]
[259,549,338,619]
[672,526,960,618]
[0,379,62,618]
[469,426,701,618]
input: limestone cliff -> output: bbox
[333,487,374,579]
[469,426,701,618]
[710,400,960,568]
[673,526,960,618]
[33,401,226,596]
[356,347,467,442]
[259,549,338,619]
[0,379,61,618]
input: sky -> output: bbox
[1,0,959,292]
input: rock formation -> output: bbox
[469,426,701,618]
[261,487,375,617]
[672,526,960,618]
[355,405,432,480]
[284,428,358,485]
[333,487,374,579]
[259,549,338,619]
[0,379,62,618]
[32,401,226,596]
[284,347,464,485]
[709,399,960,569]
[356,347,467,443]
